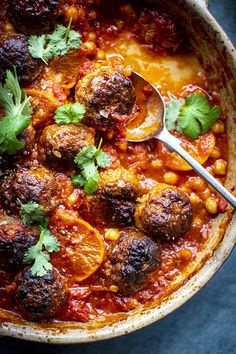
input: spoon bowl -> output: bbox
[127,71,236,209]
[127,72,165,142]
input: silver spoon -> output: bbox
[127,72,236,209]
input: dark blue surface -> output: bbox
[1,1,236,353]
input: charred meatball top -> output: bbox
[105,228,162,295]
[0,34,42,85]
[75,67,136,130]
[87,167,142,227]
[0,166,73,214]
[0,216,38,271]
[134,184,193,241]
[39,124,95,165]
[8,0,61,35]
[15,267,67,320]
[134,7,183,54]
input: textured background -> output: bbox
[1,0,236,353]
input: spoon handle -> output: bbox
[157,129,236,209]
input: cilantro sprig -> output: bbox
[28,18,82,65]
[24,226,60,277]
[0,68,33,155]
[72,138,112,195]
[18,199,49,228]
[19,201,60,277]
[165,92,221,139]
[54,103,86,125]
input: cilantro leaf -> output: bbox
[24,242,41,264]
[178,110,201,140]
[96,150,112,168]
[28,35,52,65]
[71,174,86,187]
[177,93,220,139]
[81,161,98,180]
[165,98,184,130]
[30,251,52,277]
[40,228,60,253]
[55,103,86,125]
[0,68,33,155]
[73,138,112,195]
[24,225,60,277]
[18,200,49,228]
[165,93,221,140]
[28,19,82,65]
[74,146,97,165]
[21,201,60,277]
[83,176,99,195]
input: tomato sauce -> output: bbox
[0,0,229,323]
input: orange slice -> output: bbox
[50,210,105,282]
[50,50,82,89]
[24,88,59,127]
[158,131,215,171]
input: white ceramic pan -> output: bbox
[0,0,236,343]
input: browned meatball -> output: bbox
[75,67,136,130]
[18,125,36,157]
[15,267,67,320]
[0,166,73,214]
[8,0,61,35]
[134,7,183,54]
[39,124,95,164]
[83,167,141,227]
[135,184,193,241]
[0,34,42,85]
[106,228,161,294]
[0,216,38,271]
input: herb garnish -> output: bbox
[72,138,112,195]
[54,103,86,125]
[165,92,221,139]
[18,199,49,228]
[0,68,32,155]
[19,200,60,277]
[28,18,82,65]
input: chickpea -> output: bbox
[187,177,205,192]
[105,130,114,140]
[4,22,15,33]
[210,146,221,159]
[212,121,225,134]
[104,228,120,241]
[96,50,106,61]
[151,159,163,170]
[120,4,134,17]
[192,216,203,228]
[178,249,192,262]
[205,197,218,214]
[87,32,96,41]
[65,6,80,23]
[94,63,101,70]
[200,188,211,200]
[109,285,119,292]
[189,192,200,205]
[115,140,128,152]
[115,20,124,30]
[89,10,97,21]
[214,159,227,175]
[179,186,191,195]
[163,172,179,185]
[82,41,97,57]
